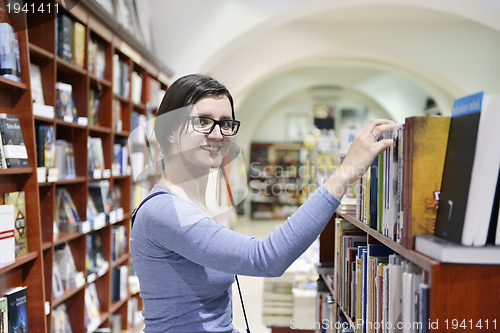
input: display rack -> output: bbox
[0,1,170,332]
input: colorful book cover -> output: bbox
[72,21,85,67]
[403,116,450,249]
[5,286,28,333]
[4,192,27,257]
[57,14,73,62]
[0,114,29,168]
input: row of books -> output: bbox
[0,286,28,333]
[0,191,27,268]
[56,13,85,67]
[55,182,124,235]
[333,218,429,333]
[53,242,85,299]
[113,54,130,98]
[88,36,106,79]
[353,92,500,259]
[0,22,21,83]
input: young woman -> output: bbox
[130,74,395,332]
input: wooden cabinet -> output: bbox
[0,1,171,332]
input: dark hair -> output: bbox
[154,74,235,156]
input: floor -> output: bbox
[231,216,283,333]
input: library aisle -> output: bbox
[232,217,282,333]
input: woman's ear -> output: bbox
[168,133,176,144]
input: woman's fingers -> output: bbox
[365,119,395,134]
[371,121,397,139]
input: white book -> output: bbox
[29,63,45,105]
[388,255,404,333]
[401,271,412,333]
[0,204,15,267]
[415,234,500,264]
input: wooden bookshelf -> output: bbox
[0,1,171,332]
[318,212,500,333]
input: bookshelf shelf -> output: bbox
[54,118,88,129]
[54,176,87,185]
[28,42,55,60]
[52,285,85,308]
[0,252,38,275]
[54,232,83,246]
[114,93,129,103]
[89,125,112,134]
[0,167,33,176]
[34,115,56,123]
[336,211,437,271]
[110,297,128,314]
[89,74,113,88]
[42,241,52,251]
[111,253,130,268]
[56,57,87,76]
[0,76,27,90]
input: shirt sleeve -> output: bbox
[133,186,340,277]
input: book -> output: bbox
[88,180,112,214]
[88,89,100,127]
[35,125,56,170]
[52,258,65,298]
[435,92,499,245]
[415,234,500,264]
[88,137,105,177]
[5,286,28,333]
[4,192,27,257]
[29,63,45,105]
[402,116,450,249]
[0,114,29,168]
[460,94,500,246]
[55,140,76,180]
[0,23,20,82]
[0,128,6,168]
[72,21,85,67]
[52,303,73,333]
[84,283,101,332]
[0,205,15,267]
[0,296,7,333]
[55,82,77,121]
[57,13,73,62]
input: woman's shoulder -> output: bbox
[138,185,207,224]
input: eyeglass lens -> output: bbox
[192,117,238,135]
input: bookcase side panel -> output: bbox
[430,264,500,331]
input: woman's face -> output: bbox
[170,95,233,171]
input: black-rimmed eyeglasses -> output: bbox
[190,116,241,136]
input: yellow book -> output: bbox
[4,191,27,257]
[72,21,85,67]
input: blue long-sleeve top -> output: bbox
[130,184,340,332]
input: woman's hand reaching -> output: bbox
[324,119,397,200]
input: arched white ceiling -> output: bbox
[148,0,500,140]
